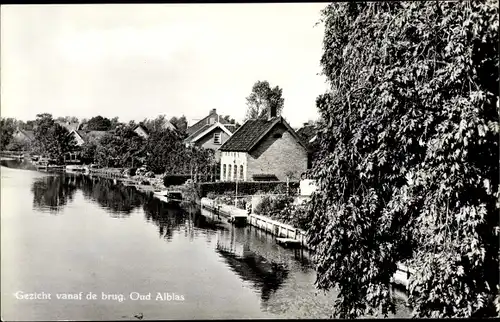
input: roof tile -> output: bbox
[219,118,278,152]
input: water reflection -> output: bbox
[2,161,412,319]
[142,195,187,241]
[79,176,145,217]
[0,159,38,171]
[31,175,78,213]
[215,227,289,305]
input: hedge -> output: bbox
[163,174,217,187]
[198,181,300,198]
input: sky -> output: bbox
[1,4,330,128]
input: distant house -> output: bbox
[184,122,234,160]
[219,108,308,182]
[56,121,83,132]
[69,130,107,146]
[162,120,177,132]
[133,124,150,139]
[12,129,35,143]
[185,109,237,159]
[186,109,234,137]
[296,123,319,169]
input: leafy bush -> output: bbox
[163,175,191,187]
[274,202,312,231]
[254,195,294,216]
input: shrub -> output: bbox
[198,181,300,197]
[254,194,294,216]
[274,202,312,231]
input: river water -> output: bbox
[1,160,410,320]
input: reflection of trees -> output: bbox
[215,234,289,303]
[142,195,187,241]
[1,159,38,171]
[31,175,78,213]
[79,176,145,217]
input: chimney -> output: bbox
[303,122,308,127]
[210,108,216,115]
[269,105,277,120]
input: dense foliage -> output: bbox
[199,181,299,198]
[145,128,184,174]
[273,202,311,231]
[0,118,16,150]
[254,195,294,216]
[245,80,285,120]
[307,1,499,318]
[94,125,146,168]
[85,115,113,131]
[169,115,188,134]
[32,114,77,163]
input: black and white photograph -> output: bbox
[0,2,499,320]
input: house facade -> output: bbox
[185,109,237,161]
[184,122,233,160]
[219,115,308,182]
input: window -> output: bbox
[233,165,237,180]
[213,132,221,144]
[240,165,244,180]
[223,164,226,181]
[228,165,232,181]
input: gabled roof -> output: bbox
[219,116,307,152]
[186,109,234,136]
[297,124,317,144]
[16,129,35,140]
[72,130,107,143]
[133,124,150,135]
[184,122,233,144]
[56,121,81,132]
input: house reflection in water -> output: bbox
[215,231,289,304]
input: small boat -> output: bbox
[153,190,183,206]
[65,165,86,173]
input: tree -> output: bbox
[221,115,241,130]
[110,117,120,130]
[55,116,79,124]
[307,1,499,319]
[145,128,185,174]
[0,118,16,150]
[33,113,77,163]
[94,124,145,168]
[79,141,97,165]
[245,80,284,120]
[169,115,188,133]
[85,116,112,131]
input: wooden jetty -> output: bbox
[275,238,302,249]
[200,198,248,227]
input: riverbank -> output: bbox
[200,196,411,295]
